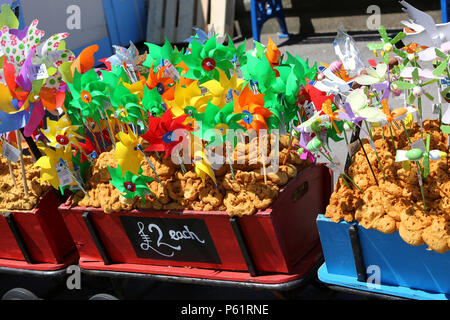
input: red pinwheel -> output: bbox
[77,137,97,163]
[141,109,192,158]
[298,84,334,114]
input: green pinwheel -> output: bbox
[141,85,165,117]
[107,165,154,204]
[367,26,406,64]
[182,35,235,84]
[284,52,318,84]
[66,69,109,123]
[185,101,245,147]
[240,53,276,94]
[432,49,450,77]
[109,82,144,125]
[391,68,435,120]
[143,38,184,72]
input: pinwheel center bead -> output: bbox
[242,110,253,124]
[405,148,424,161]
[156,82,165,94]
[383,43,393,53]
[412,86,423,97]
[118,106,128,118]
[202,58,216,71]
[123,181,136,192]
[162,131,175,143]
[317,72,325,81]
[56,135,69,145]
[80,90,92,103]
[390,83,399,92]
[214,123,229,136]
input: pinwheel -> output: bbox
[431,48,450,77]
[141,85,164,117]
[33,144,74,189]
[395,134,447,178]
[2,55,33,110]
[298,84,334,114]
[240,53,276,94]
[70,44,98,76]
[185,101,245,147]
[141,109,192,158]
[200,69,244,108]
[114,127,143,175]
[143,38,184,72]
[66,69,108,123]
[418,41,450,61]
[338,102,366,127]
[345,89,386,123]
[109,82,144,125]
[354,63,388,86]
[233,84,274,132]
[107,165,154,204]
[108,41,149,75]
[191,138,217,186]
[145,61,175,100]
[165,81,210,119]
[181,35,235,83]
[0,18,45,79]
[41,114,84,149]
[292,123,315,163]
[321,99,342,135]
[184,27,216,44]
[367,26,406,64]
[392,68,435,121]
[266,36,281,69]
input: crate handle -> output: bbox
[291,181,308,203]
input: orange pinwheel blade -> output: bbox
[71,44,99,76]
[266,36,281,67]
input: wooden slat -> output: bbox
[196,0,209,31]
[164,0,178,43]
[176,0,195,42]
[209,0,235,37]
[146,0,164,44]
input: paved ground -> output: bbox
[0,31,445,301]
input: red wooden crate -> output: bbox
[59,164,332,274]
[0,190,76,266]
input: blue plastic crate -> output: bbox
[316,214,450,299]
[442,0,449,23]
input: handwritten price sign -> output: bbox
[120,216,221,264]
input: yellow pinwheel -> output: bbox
[42,114,83,149]
[191,135,217,186]
[200,69,244,108]
[114,126,143,175]
[33,145,74,189]
[166,81,210,117]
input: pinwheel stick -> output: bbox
[318,149,364,194]
[84,120,101,154]
[282,134,293,166]
[7,159,17,188]
[59,159,90,199]
[416,165,427,211]
[388,124,397,154]
[137,145,163,187]
[358,137,379,186]
[225,142,235,180]
[15,131,28,197]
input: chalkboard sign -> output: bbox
[120,216,222,264]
